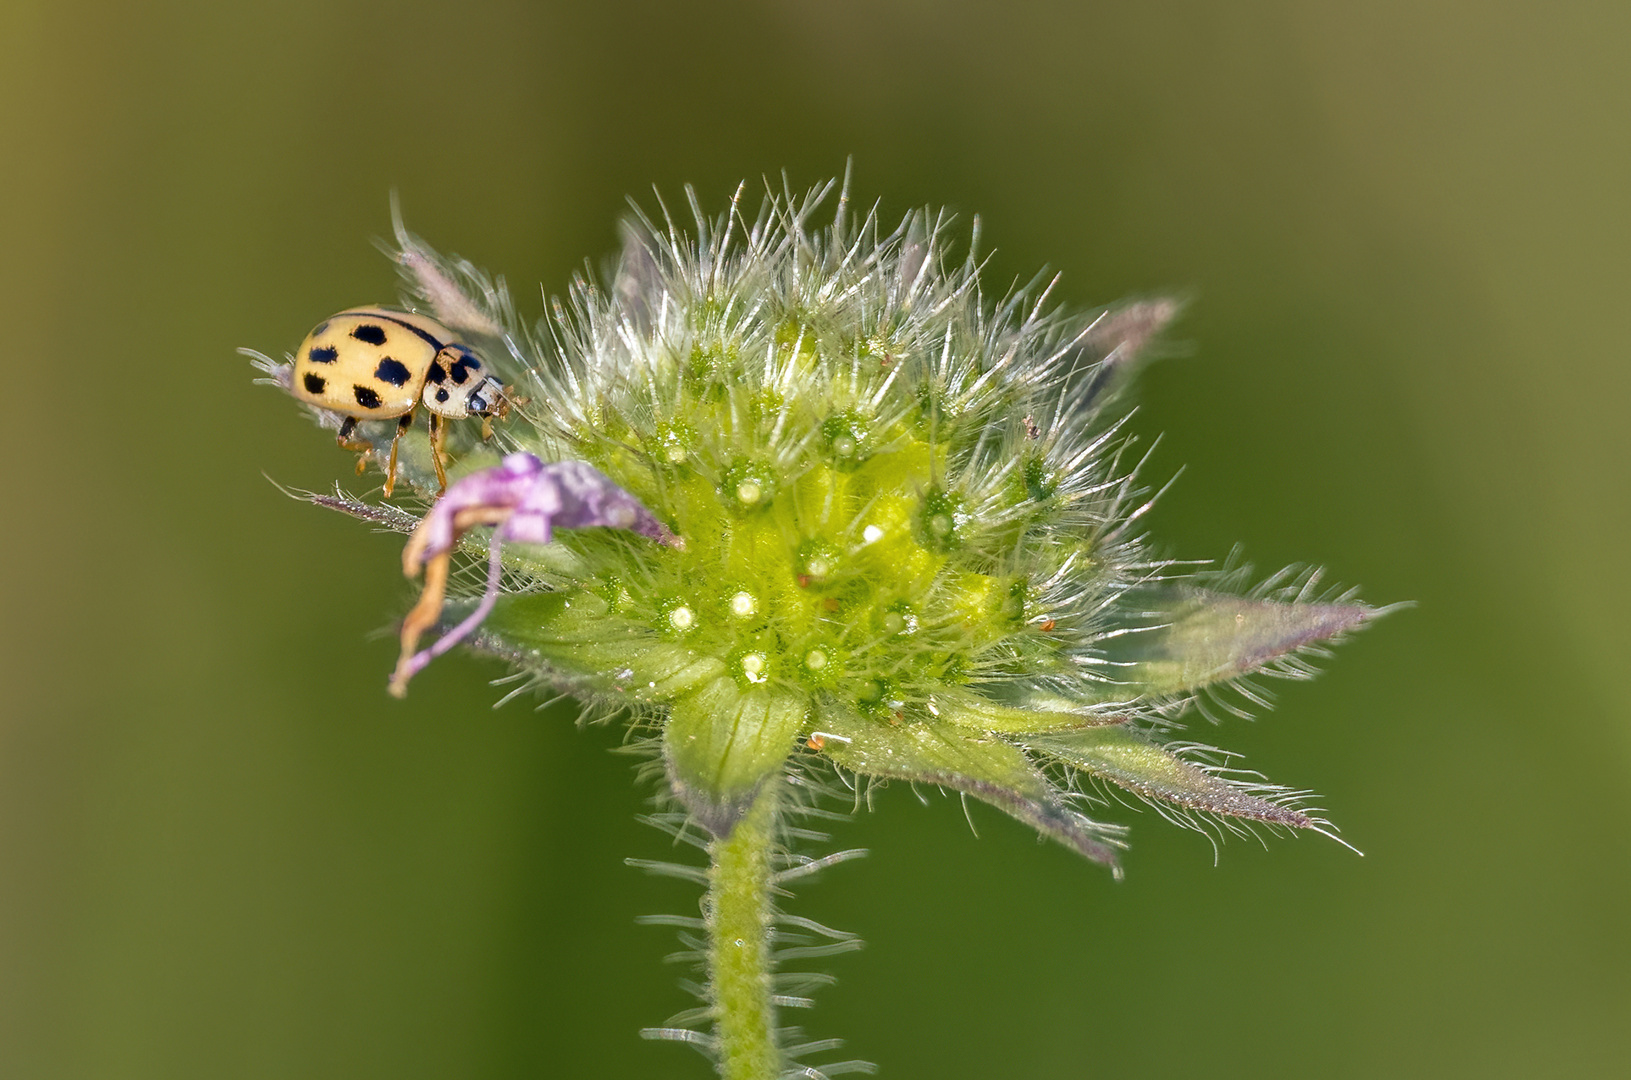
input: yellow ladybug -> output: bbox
[290,307,508,496]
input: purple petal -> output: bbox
[499,459,669,548]
[395,537,508,688]
[412,453,668,566]
[391,453,668,696]
[408,452,548,563]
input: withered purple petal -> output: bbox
[394,538,507,688]
[392,453,668,695]
[413,453,668,563]
[500,458,669,547]
[408,451,546,560]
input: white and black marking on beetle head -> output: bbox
[465,377,503,414]
[448,355,479,384]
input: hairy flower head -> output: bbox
[260,180,1381,875]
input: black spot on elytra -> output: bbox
[353,385,382,409]
[302,372,326,395]
[312,321,330,336]
[434,388,450,403]
[449,359,472,385]
[351,324,388,346]
[425,363,446,384]
[374,313,445,349]
[308,346,338,364]
[373,357,411,386]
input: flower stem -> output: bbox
[706,782,782,1080]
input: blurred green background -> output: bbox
[4,1,1628,1076]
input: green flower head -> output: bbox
[258,178,1381,877]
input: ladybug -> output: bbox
[290,307,508,495]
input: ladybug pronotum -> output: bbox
[290,307,508,496]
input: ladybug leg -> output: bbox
[382,410,413,499]
[336,417,374,475]
[428,412,449,493]
[480,389,520,440]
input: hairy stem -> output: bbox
[706,781,782,1080]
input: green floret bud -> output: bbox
[719,459,778,515]
[915,485,969,553]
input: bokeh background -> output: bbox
[4,1,1628,1077]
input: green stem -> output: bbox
[706,782,782,1080]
